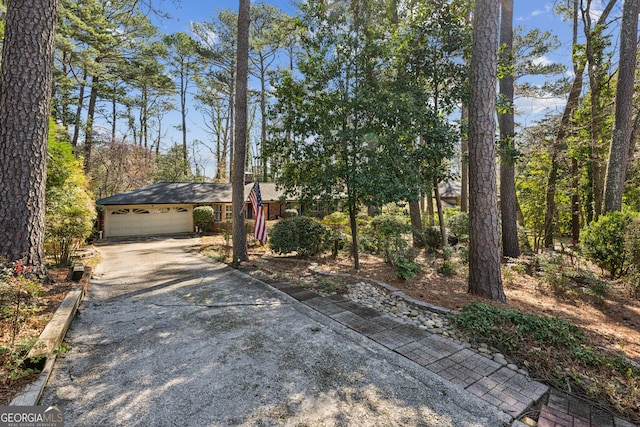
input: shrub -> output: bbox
[420,226,443,253]
[625,217,640,298]
[45,136,96,265]
[282,208,299,218]
[193,206,215,232]
[0,261,43,345]
[446,212,469,241]
[580,211,635,278]
[269,216,329,257]
[393,256,422,280]
[362,214,412,262]
[320,212,350,257]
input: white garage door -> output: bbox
[106,205,193,237]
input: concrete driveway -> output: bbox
[40,237,510,426]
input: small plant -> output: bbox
[445,212,469,241]
[0,338,42,380]
[321,212,350,257]
[218,220,233,247]
[437,259,457,276]
[0,261,43,344]
[420,226,443,253]
[393,256,422,281]
[316,279,340,294]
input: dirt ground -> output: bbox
[243,249,640,363]
[0,267,75,404]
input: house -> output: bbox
[96,182,293,238]
[438,181,462,207]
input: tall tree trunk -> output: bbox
[460,105,469,213]
[348,200,360,270]
[84,74,99,172]
[543,155,559,248]
[434,179,447,247]
[543,0,590,246]
[0,0,59,272]
[498,0,519,258]
[409,200,423,248]
[260,55,269,182]
[180,66,189,176]
[571,157,581,244]
[603,0,639,212]
[582,0,617,220]
[72,69,87,150]
[232,0,250,265]
[467,0,505,302]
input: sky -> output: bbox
[144,1,620,178]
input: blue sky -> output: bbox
[147,1,617,177]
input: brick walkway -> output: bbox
[537,390,637,427]
[274,283,548,421]
[271,282,638,426]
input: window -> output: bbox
[111,209,130,215]
[213,205,222,221]
[225,205,233,220]
[175,207,189,213]
[133,208,150,214]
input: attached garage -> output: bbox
[105,205,193,237]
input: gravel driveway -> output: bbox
[40,237,510,426]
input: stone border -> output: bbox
[10,286,85,406]
[260,255,457,316]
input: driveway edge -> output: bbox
[10,286,85,406]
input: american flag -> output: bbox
[249,181,267,244]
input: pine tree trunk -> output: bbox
[231,0,250,265]
[0,0,60,272]
[84,74,99,172]
[498,0,520,259]
[603,0,639,212]
[460,105,469,213]
[467,0,505,303]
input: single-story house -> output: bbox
[96,182,293,238]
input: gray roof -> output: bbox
[96,182,290,206]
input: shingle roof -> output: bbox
[96,182,290,206]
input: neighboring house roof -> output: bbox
[438,181,461,199]
[96,182,290,206]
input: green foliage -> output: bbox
[218,220,233,246]
[282,208,298,218]
[320,212,350,257]
[393,256,422,281]
[580,211,636,278]
[193,206,215,231]
[625,217,640,298]
[269,216,329,257]
[452,301,640,418]
[46,134,96,265]
[445,212,469,240]
[267,0,461,268]
[452,301,586,352]
[0,338,42,380]
[419,226,443,253]
[361,214,412,263]
[437,259,457,277]
[0,261,43,345]
[155,144,194,183]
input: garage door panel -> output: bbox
[107,206,193,237]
